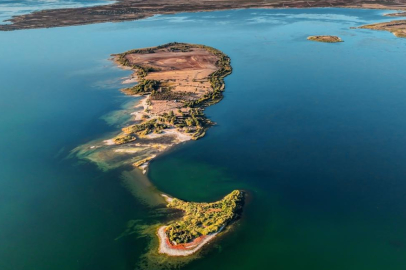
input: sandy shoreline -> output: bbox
[156,191,243,257]
[157,225,222,256]
[158,191,224,256]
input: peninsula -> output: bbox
[385,11,406,17]
[1,0,406,31]
[74,42,231,172]
[158,190,244,256]
[359,20,406,37]
[307,35,343,42]
[74,43,243,259]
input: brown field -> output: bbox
[1,0,406,31]
[124,48,218,115]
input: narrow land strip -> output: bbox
[359,20,406,37]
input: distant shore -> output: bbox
[1,1,406,31]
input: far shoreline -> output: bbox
[1,1,405,31]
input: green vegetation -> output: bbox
[176,109,211,139]
[165,190,244,245]
[122,79,161,95]
[113,134,136,144]
[113,119,169,145]
[168,44,193,52]
[157,108,211,139]
[115,50,161,96]
[184,44,232,108]
[150,88,191,101]
[122,119,168,137]
[156,42,192,52]
[117,48,156,55]
[132,65,160,79]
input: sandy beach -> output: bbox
[157,225,223,256]
[156,191,243,257]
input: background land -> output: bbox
[1,0,406,31]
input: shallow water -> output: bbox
[1,7,406,270]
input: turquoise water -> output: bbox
[1,7,406,270]
[0,0,114,24]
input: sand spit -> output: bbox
[385,11,406,17]
[157,226,222,256]
[359,20,406,38]
[157,190,244,257]
[161,194,174,203]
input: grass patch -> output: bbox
[165,190,244,245]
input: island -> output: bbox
[74,43,243,259]
[359,20,406,38]
[158,190,244,256]
[73,43,243,259]
[307,35,343,43]
[73,42,231,172]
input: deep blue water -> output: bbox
[1,7,406,270]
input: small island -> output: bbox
[158,190,244,256]
[359,20,406,38]
[307,35,343,43]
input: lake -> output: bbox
[0,7,406,270]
